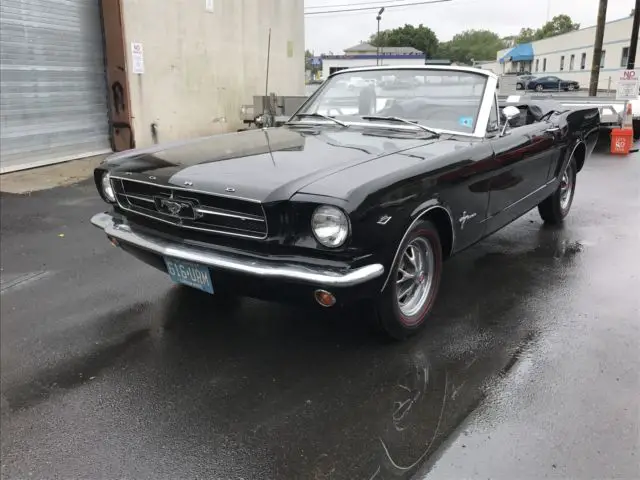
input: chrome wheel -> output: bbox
[396,237,434,319]
[559,166,574,211]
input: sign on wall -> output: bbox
[616,69,639,100]
[131,42,144,74]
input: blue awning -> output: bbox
[499,43,534,63]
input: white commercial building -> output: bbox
[320,43,426,79]
[480,15,638,90]
[0,0,305,173]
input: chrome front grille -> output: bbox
[110,177,268,239]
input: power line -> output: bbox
[304,0,453,16]
[305,0,426,10]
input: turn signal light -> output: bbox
[314,289,336,307]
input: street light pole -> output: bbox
[376,7,385,66]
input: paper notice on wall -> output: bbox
[287,41,294,58]
[131,42,144,74]
[205,0,214,12]
[616,69,639,101]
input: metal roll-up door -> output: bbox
[0,0,111,173]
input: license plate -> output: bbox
[164,257,214,294]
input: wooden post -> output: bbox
[589,0,608,96]
[627,0,639,69]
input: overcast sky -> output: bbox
[304,0,636,54]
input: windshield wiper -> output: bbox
[361,115,439,136]
[289,113,348,127]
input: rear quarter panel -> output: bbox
[551,107,600,179]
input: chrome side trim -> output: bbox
[91,213,384,288]
[380,205,455,292]
[501,179,555,213]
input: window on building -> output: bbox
[620,46,630,67]
[600,50,606,68]
[560,56,565,71]
[543,58,547,72]
[569,54,575,70]
[581,53,587,70]
[535,58,539,72]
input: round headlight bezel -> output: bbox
[311,205,350,248]
[101,172,116,203]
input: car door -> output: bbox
[484,118,557,233]
[545,76,560,89]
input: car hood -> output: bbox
[103,126,440,203]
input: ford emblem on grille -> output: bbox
[153,197,198,220]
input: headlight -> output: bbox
[311,205,350,248]
[101,172,116,202]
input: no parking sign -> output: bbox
[616,69,639,100]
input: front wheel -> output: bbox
[374,220,443,340]
[535,84,544,92]
[538,158,577,224]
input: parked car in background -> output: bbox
[516,75,537,90]
[527,76,580,92]
[91,66,600,340]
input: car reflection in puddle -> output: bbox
[118,224,582,479]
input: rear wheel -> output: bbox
[535,84,544,92]
[374,220,443,340]
[538,158,577,224]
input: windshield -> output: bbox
[296,69,489,134]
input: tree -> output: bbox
[368,24,439,58]
[515,27,537,44]
[305,49,320,77]
[535,14,580,39]
[437,30,507,63]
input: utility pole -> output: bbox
[627,0,639,69]
[589,0,608,96]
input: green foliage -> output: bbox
[437,30,506,63]
[362,14,580,64]
[305,49,319,74]
[369,24,439,58]
[515,14,580,43]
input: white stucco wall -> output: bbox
[496,16,639,89]
[121,0,305,147]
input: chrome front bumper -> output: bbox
[91,213,384,288]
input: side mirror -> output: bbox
[501,105,520,136]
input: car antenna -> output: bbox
[262,28,274,128]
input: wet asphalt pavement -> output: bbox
[1,146,638,479]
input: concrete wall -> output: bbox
[496,16,639,90]
[121,0,305,147]
[321,57,426,79]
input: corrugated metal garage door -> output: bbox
[0,0,111,173]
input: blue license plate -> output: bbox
[164,257,214,294]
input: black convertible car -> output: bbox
[92,66,599,340]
